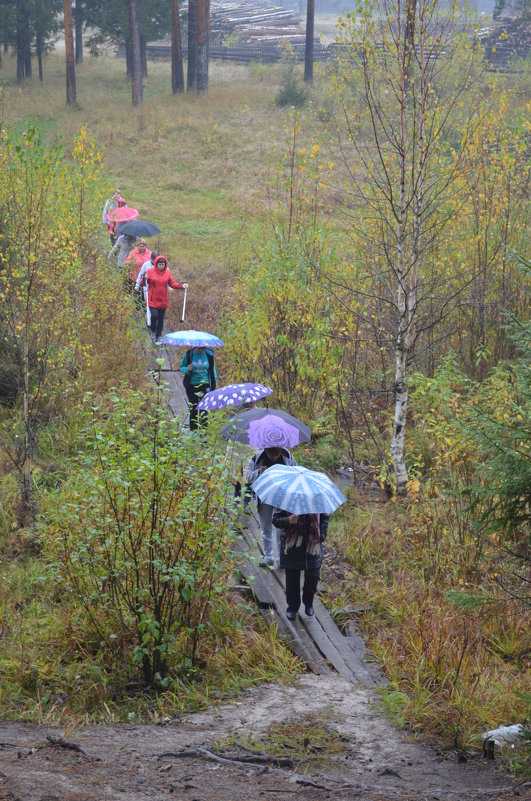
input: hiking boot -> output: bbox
[259,557,274,568]
[286,609,297,621]
[304,606,314,617]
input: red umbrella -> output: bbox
[107,206,139,223]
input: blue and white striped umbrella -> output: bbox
[161,330,225,348]
[197,382,272,412]
[251,465,347,515]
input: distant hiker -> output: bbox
[108,233,137,271]
[135,250,157,297]
[246,447,296,567]
[125,241,151,296]
[141,255,187,343]
[107,196,127,245]
[102,189,121,226]
[135,250,158,327]
[272,510,329,620]
[179,347,217,431]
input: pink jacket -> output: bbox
[126,246,152,281]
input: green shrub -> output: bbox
[44,383,238,688]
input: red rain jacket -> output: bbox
[143,256,184,309]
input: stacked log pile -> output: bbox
[479,19,530,70]
[210,0,304,44]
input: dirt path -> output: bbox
[0,675,516,801]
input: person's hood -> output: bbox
[257,447,291,461]
[154,255,168,271]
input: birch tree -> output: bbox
[329,0,486,490]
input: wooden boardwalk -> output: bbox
[155,353,384,688]
[235,512,384,688]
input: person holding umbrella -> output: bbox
[102,189,121,227]
[107,196,128,245]
[141,255,187,344]
[251,464,346,619]
[108,232,138,271]
[246,430,297,568]
[179,347,217,431]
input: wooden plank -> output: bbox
[312,597,378,687]
[267,564,361,684]
[235,513,384,684]
[234,524,331,674]
[240,517,362,680]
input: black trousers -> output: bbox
[149,307,166,340]
[285,567,320,612]
[185,382,210,431]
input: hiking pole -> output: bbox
[181,286,188,323]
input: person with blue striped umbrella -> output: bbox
[273,510,329,620]
[251,465,346,619]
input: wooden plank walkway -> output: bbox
[154,354,385,688]
[236,511,384,688]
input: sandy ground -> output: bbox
[0,674,518,801]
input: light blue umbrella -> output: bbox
[251,465,347,515]
[161,330,225,348]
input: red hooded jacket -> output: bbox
[143,256,184,309]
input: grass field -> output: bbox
[1,50,329,290]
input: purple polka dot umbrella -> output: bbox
[197,382,272,412]
[247,415,300,449]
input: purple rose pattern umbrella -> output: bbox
[247,415,300,449]
[197,382,272,412]
[221,408,311,445]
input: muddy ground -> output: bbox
[0,674,523,801]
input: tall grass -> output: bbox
[324,496,530,751]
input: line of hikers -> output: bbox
[102,190,187,343]
[102,189,326,623]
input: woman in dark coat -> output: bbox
[272,510,329,620]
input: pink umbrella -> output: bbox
[107,206,139,223]
[247,415,300,449]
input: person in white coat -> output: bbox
[134,251,158,327]
[102,189,121,225]
[108,234,137,270]
[245,446,297,567]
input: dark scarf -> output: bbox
[284,514,321,557]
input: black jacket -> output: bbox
[273,510,329,571]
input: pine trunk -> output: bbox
[187,0,197,91]
[304,0,314,83]
[141,35,148,77]
[63,0,76,105]
[16,0,27,82]
[75,1,83,64]
[171,0,184,93]
[37,35,43,80]
[128,0,143,106]
[195,0,209,94]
